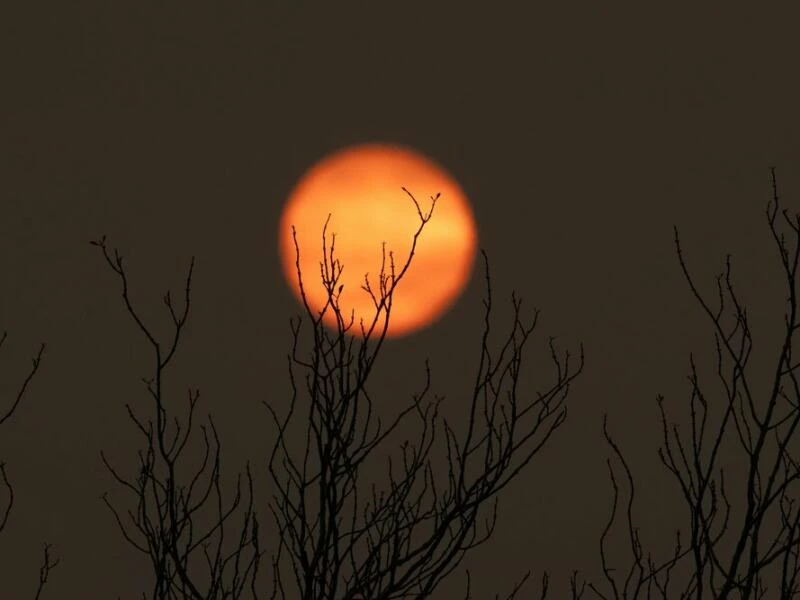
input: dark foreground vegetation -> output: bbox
[2,169,798,599]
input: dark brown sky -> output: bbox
[2,2,800,597]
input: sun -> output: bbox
[278,142,478,338]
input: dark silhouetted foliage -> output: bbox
[573,168,800,599]
[92,189,584,599]
[0,331,57,597]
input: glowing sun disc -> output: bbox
[278,143,478,338]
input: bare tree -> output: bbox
[0,331,57,597]
[576,168,800,599]
[267,189,584,599]
[92,236,261,599]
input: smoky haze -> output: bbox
[1,2,800,597]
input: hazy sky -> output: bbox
[2,2,800,597]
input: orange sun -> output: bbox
[278,143,478,338]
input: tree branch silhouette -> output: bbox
[577,168,800,599]
[92,236,261,599]
[0,331,57,596]
[267,189,583,599]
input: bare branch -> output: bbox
[0,330,56,595]
[92,237,261,599]
[580,168,800,599]
[269,189,582,599]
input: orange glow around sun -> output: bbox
[278,143,478,338]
